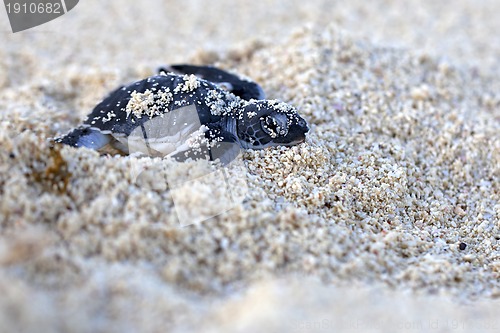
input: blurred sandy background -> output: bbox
[0,1,499,332]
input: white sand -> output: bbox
[0,1,499,332]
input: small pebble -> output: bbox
[459,242,467,251]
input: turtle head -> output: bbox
[236,100,309,149]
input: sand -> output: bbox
[0,0,499,332]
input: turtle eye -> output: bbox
[261,116,278,138]
[261,114,288,138]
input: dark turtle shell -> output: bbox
[82,73,244,137]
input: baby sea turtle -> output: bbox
[55,65,309,163]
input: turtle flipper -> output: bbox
[159,64,266,101]
[54,126,111,150]
[169,125,241,165]
[208,129,242,166]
